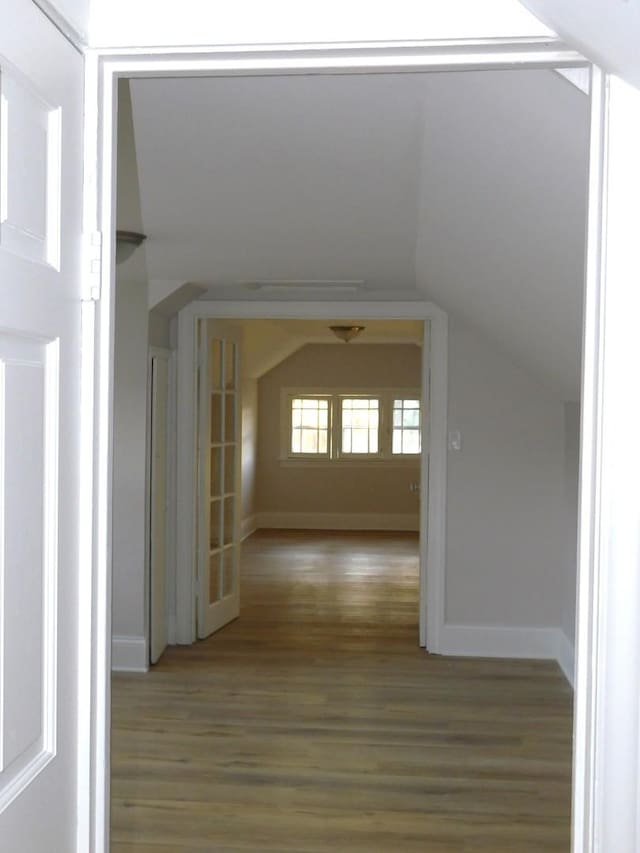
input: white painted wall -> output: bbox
[39,0,89,39]
[149,310,170,349]
[112,278,149,663]
[87,0,640,93]
[521,0,640,90]
[89,0,551,48]
[445,318,567,630]
[562,402,580,646]
[111,77,151,670]
[129,71,588,404]
[415,69,588,401]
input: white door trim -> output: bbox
[83,37,625,853]
[147,347,172,664]
[176,303,446,649]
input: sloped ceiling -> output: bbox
[238,319,424,379]
[129,69,589,399]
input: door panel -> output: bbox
[197,321,241,639]
[0,336,54,798]
[0,1,83,849]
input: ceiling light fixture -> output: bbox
[329,325,365,343]
[116,230,147,265]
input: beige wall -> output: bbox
[256,343,422,524]
[241,377,258,532]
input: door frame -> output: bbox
[176,304,445,649]
[147,346,173,663]
[82,37,633,853]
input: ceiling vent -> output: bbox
[243,279,365,292]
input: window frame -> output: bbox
[287,393,332,459]
[280,387,423,466]
[391,396,422,456]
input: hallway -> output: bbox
[111,530,572,852]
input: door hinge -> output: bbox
[83,230,103,301]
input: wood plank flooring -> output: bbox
[111,530,573,852]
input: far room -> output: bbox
[110,66,586,851]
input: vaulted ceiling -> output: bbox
[127,69,589,399]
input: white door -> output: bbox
[197,320,242,639]
[149,350,169,663]
[0,2,84,852]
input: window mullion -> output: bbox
[331,395,339,460]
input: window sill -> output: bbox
[278,456,422,469]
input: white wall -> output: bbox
[445,318,567,631]
[149,310,171,349]
[89,1,551,48]
[87,0,640,92]
[112,278,149,664]
[111,77,150,671]
[521,0,640,90]
[40,0,90,39]
[562,402,580,646]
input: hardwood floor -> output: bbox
[111,530,573,852]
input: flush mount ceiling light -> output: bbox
[329,325,365,343]
[115,230,147,265]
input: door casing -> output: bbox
[176,305,444,650]
[83,38,626,853]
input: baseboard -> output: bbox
[255,511,419,532]
[439,624,561,661]
[555,629,575,688]
[240,514,259,541]
[112,635,148,673]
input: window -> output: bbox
[290,396,330,456]
[283,389,422,463]
[341,397,379,455]
[392,398,421,455]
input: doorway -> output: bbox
[172,317,430,651]
[102,45,592,852]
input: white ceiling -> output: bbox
[128,69,589,399]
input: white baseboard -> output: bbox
[439,623,567,665]
[112,635,148,673]
[240,514,259,541]
[255,511,419,532]
[555,628,575,688]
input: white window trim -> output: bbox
[286,393,332,460]
[279,386,423,465]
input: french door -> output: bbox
[196,320,242,638]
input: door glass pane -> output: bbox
[224,341,236,390]
[209,551,221,604]
[224,393,235,442]
[210,393,223,444]
[224,444,235,494]
[221,546,235,597]
[210,499,221,549]
[209,340,223,390]
[223,496,234,546]
[210,447,222,498]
